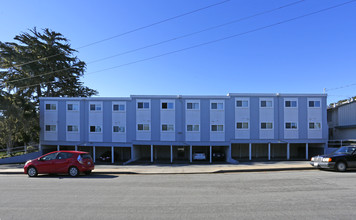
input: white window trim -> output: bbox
[284,100,298,108]
[137,123,151,132]
[67,125,79,133]
[308,122,322,130]
[285,122,298,130]
[211,124,224,132]
[210,100,224,110]
[67,103,79,112]
[308,100,321,108]
[186,100,200,110]
[112,103,126,112]
[45,124,57,132]
[235,99,249,108]
[236,122,249,130]
[260,100,273,108]
[89,102,102,112]
[260,122,273,130]
[89,125,102,133]
[45,102,57,111]
[161,124,175,132]
[186,124,200,132]
[161,100,175,110]
[113,125,126,133]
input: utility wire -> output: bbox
[16,0,356,90]
[6,0,306,84]
[325,83,356,91]
[9,0,230,68]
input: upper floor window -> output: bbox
[45,104,56,110]
[45,125,56,132]
[285,122,297,129]
[236,122,249,129]
[211,125,224,132]
[67,125,79,132]
[90,126,102,133]
[309,101,320,108]
[211,102,223,110]
[309,122,321,129]
[113,104,125,111]
[137,124,150,131]
[236,100,248,108]
[162,124,174,132]
[67,104,79,111]
[162,102,174,110]
[90,104,101,111]
[113,126,125,133]
[187,102,199,110]
[137,102,149,109]
[187,124,200,132]
[261,100,272,108]
[285,101,297,108]
[261,122,273,129]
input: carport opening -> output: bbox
[133,145,151,162]
[153,145,171,162]
[290,144,307,160]
[95,147,112,163]
[114,147,131,163]
[270,144,287,160]
[192,146,210,162]
[78,146,93,158]
[231,144,249,161]
[308,143,325,159]
[252,144,268,160]
[173,146,190,162]
[212,146,227,162]
[42,145,57,154]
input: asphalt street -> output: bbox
[1,170,356,220]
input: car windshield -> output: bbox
[332,146,356,154]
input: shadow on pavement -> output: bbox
[35,173,119,179]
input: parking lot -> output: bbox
[1,170,356,219]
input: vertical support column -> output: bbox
[39,144,42,153]
[57,145,60,151]
[170,145,173,163]
[111,146,114,164]
[210,146,212,164]
[75,145,78,151]
[268,143,271,161]
[287,143,290,160]
[151,145,153,163]
[306,143,309,160]
[93,146,96,163]
[190,145,192,163]
[249,143,252,160]
[131,145,134,161]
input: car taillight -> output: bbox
[77,155,84,164]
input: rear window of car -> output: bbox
[81,154,92,159]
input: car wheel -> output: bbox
[84,170,92,175]
[27,167,38,177]
[336,161,347,172]
[68,166,79,177]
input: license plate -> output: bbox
[314,162,318,166]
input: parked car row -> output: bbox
[192,152,226,161]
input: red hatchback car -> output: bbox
[24,151,94,177]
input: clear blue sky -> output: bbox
[1,0,355,104]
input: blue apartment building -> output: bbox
[39,93,328,163]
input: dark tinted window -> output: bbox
[42,153,57,161]
[81,154,92,159]
[56,152,73,159]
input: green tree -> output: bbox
[0,27,97,103]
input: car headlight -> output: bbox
[322,158,332,162]
[311,157,315,161]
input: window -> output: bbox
[137,124,150,131]
[187,102,199,110]
[45,103,56,110]
[113,126,125,133]
[42,153,57,161]
[90,104,101,111]
[261,100,272,107]
[211,125,224,132]
[137,102,149,109]
[285,101,297,108]
[67,125,79,132]
[113,104,125,111]
[56,152,73,160]
[309,101,321,107]
[309,122,321,129]
[236,100,248,107]
[236,122,249,129]
[211,102,223,110]
[67,104,79,111]
[45,125,56,132]
[90,126,102,132]
[162,124,174,131]
[187,125,199,132]
[261,122,273,129]
[285,122,297,129]
[162,102,174,109]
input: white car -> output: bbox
[193,152,206,160]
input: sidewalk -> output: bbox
[0,161,314,175]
